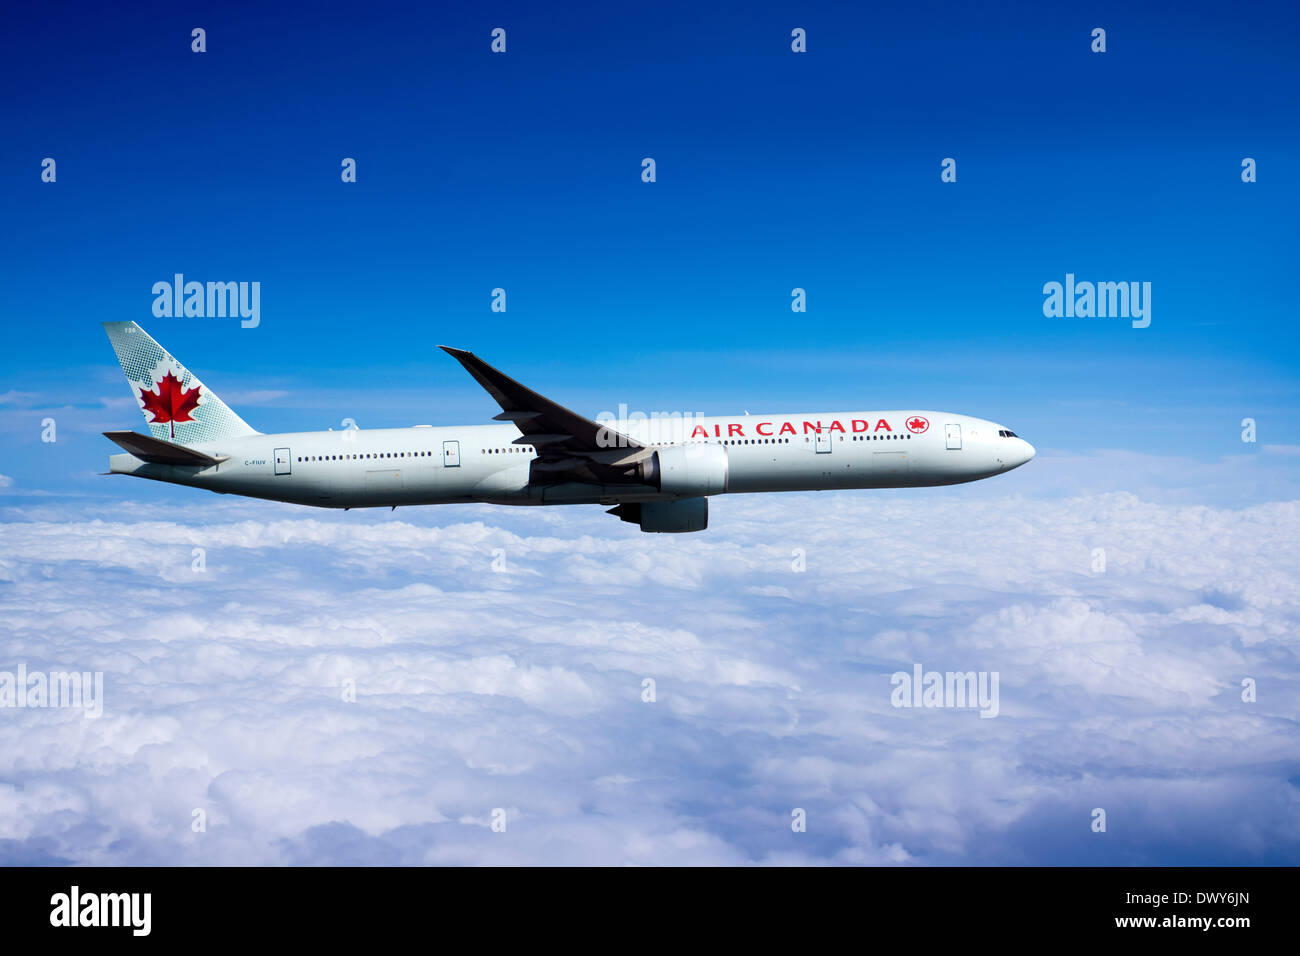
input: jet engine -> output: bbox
[635,443,729,496]
[607,498,708,533]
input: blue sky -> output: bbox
[0,2,1297,867]
[2,0,1298,497]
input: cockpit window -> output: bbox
[998,429,1019,438]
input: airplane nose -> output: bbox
[1019,439,1036,464]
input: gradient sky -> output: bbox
[2,0,1298,502]
[0,2,1297,868]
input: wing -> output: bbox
[439,346,652,484]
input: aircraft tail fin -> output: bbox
[102,321,258,444]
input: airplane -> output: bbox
[101,321,1035,532]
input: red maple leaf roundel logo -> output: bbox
[139,370,201,438]
[906,416,929,434]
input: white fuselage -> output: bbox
[108,411,1035,509]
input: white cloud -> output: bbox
[0,489,1296,865]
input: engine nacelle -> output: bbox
[608,498,708,533]
[637,443,729,496]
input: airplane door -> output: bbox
[945,424,962,450]
[443,440,461,467]
[814,429,831,454]
[274,447,292,475]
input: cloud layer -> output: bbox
[0,488,1297,865]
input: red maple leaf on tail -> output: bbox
[139,370,201,439]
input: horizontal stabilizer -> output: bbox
[103,430,227,466]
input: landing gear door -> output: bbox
[945,424,962,450]
[443,440,461,467]
[274,447,292,475]
[814,429,831,454]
